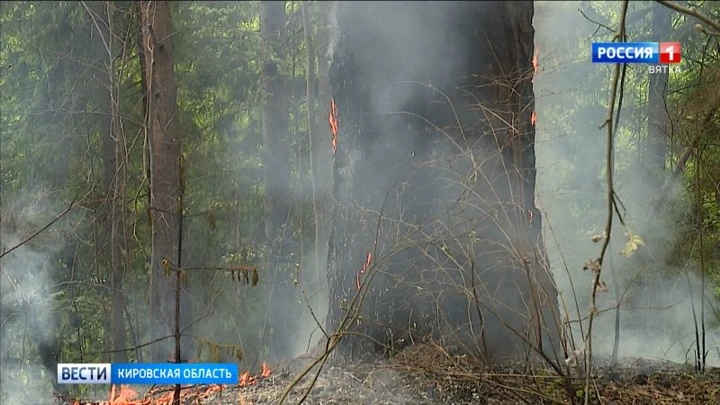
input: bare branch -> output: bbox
[0,200,76,260]
[655,0,720,34]
[585,1,629,403]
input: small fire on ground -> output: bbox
[240,362,271,386]
[70,363,271,405]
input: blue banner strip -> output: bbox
[592,42,659,64]
[111,363,239,385]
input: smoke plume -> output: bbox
[1,190,72,403]
[534,0,719,365]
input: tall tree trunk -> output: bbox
[301,1,326,297]
[316,2,333,301]
[260,1,293,361]
[90,0,127,363]
[132,0,150,362]
[326,1,559,360]
[260,2,291,245]
[138,0,184,362]
[647,5,671,191]
[485,1,560,358]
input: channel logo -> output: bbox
[57,363,111,384]
[592,42,681,64]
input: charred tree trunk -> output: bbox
[139,0,187,362]
[260,1,294,361]
[90,0,127,363]
[326,1,560,361]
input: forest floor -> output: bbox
[66,341,720,405]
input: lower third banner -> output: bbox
[57,363,239,385]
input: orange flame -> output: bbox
[239,363,271,387]
[261,362,271,378]
[239,371,255,387]
[356,250,373,289]
[362,251,373,273]
[111,385,139,404]
[328,97,338,154]
[531,45,538,129]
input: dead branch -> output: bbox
[0,199,76,260]
[655,1,720,34]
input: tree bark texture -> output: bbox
[139,0,187,362]
[326,1,560,360]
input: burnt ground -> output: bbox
[65,341,720,405]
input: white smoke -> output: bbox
[326,1,340,62]
[533,0,719,365]
[1,190,71,403]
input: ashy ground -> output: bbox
[64,341,720,405]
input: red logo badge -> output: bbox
[659,42,681,64]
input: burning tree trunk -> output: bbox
[326,1,560,360]
[138,0,186,362]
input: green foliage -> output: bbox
[1,1,327,392]
[1,1,719,399]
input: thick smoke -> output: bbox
[320,1,562,358]
[289,1,486,358]
[0,190,71,403]
[534,0,719,365]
